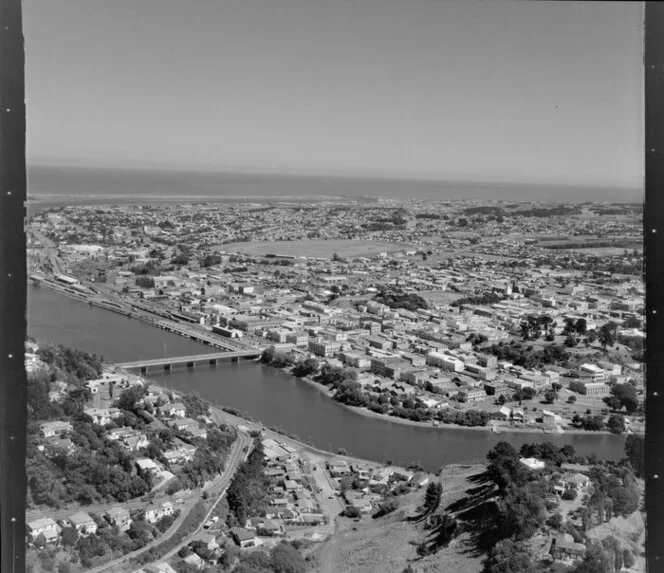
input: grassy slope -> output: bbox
[306,465,485,573]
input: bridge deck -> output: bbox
[114,350,261,369]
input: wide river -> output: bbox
[28,286,626,472]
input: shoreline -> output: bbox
[35,285,634,440]
[278,366,624,437]
[147,379,487,476]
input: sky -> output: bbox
[23,0,643,188]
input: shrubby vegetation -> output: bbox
[36,344,103,380]
[374,291,429,311]
[452,292,506,307]
[482,341,570,369]
[226,441,270,526]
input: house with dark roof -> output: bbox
[550,536,586,561]
[229,527,261,548]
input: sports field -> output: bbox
[221,239,415,258]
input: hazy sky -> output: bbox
[24,0,643,187]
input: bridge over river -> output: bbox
[113,350,261,373]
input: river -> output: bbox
[27,286,626,472]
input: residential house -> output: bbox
[43,436,76,457]
[136,458,160,478]
[162,402,186,417]
[327,458,351,477]
[27,517,60,545]
[229,527,262,548]
[105,507,132,532]
[83,407,122,425]
[550,536,586,562]
[66,511,97,537]
[145,501,174,524]
[182,553,205,570]
[192,532,219,552]
[39,421,72,438]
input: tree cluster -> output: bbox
[452,292,505,307]
[603,383,639,414]
[36,344,103,381]
[233,541,306,573]
[226,442,270,526]
[483,341,570,369]
[374,291,429,311]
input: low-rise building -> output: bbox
[569,380,611,396]
[550,536,586,562]
[66,511,97,537]
[308,339,341,357]
[39,421,73,438]
[519,457,545,470]
[457,388,487,403]
[229,527,262,548]
[105,507,132,531]
[27,517,61,545]
[145,502,174,524]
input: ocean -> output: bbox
[27,165,642,211]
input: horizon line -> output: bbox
[27,161,643,192]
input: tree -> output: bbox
[486,442,528,491]
[624,434,644,478]
[135,276,155,289]
[116,386,145,413]
[574,543,611,573]
[564,334,578,348]
[495,484,546,541]
[598,322,618,350]
[432,513,458,549]
[606,414,625,435]
[60,526,78,547]
[291,358,318,378]
[544,390,558,404]
[606,383,639,413]
[423,481,443,514]
[567,395,577,404]
[575,318,588,334]
[270,542,306,573]
[343,506,361,518]
[482,539,535,573]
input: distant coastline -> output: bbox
[27,164,643,205]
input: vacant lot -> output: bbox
[221,239,415,258]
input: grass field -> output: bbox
[221,239,415,258]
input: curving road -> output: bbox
[85,429,252,573]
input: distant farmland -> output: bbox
[221,239,416,258]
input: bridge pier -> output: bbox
[164,364,171,371]
[141,366,147,374]
[209,358,217,366]
[232,356,239,363]
[187,361,195,369]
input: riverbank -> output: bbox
[145,380,422,474]
[33,283,639,441]
[280,365,626,438]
